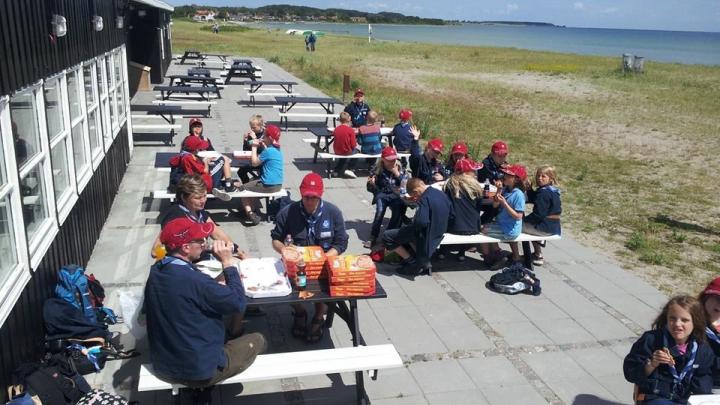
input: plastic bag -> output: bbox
[117,290,146,340]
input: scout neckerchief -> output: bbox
[301,200,324,245]
[663,328,698,384]
[178,204,207,223]
[706,326,720,345]
[159,256,196,272]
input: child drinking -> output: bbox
[624,295,714,404]
[698,277,720,388]
[523,165,562,266]
[480,164,527,266]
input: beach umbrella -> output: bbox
[302,30,325,36]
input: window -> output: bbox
[113,50,126,120]
[97,57,112,151]
[50,140,71,200]
[67,67,91,190]
[106,55,118,133]
[83,63,103,166]
[0,129,18,283]
[9,92,41,168]
[44,77,64,141]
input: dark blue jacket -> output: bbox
[409,139,445,185]
[145,256,246,381]
[343,102,371,128]
[624,329,714,402]
[705,326,720,387]
[414,187,452,265]
[526,185,562,235]
[271,200,349,254]
[445,188,482,234]
[392,122,413,152]
[477,154,504,183]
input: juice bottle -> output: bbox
[153,244,166,260]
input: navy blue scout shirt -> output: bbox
[477,154,504,183]
[271,200,349,254]
[145,256,246,381]
[409,139,445,185]
[343,102,371,128]
[526,185,562,235]
[392,122,413,152]
[445,188,482,234]
[624,329,714,401]
[414,187,453,264]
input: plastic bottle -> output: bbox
[153,244,166,260]
[284,234,293,247]
[399,174,408,197]
[483,179,490,198]
[296,258,307,291]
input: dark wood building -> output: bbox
[0,0,172,396]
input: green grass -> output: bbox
[170,20,720,295]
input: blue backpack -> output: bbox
[55,265,97,324]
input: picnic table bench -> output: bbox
[188,67,211,77]
[153,152,251,171]
[439,232,561,271]
[275,96,342,130]
[138,278,400,405]
[154,85,221,101]
[307,126,394,163]
[239,80,299,106]
[178,49,202,64]
[316,151,410,178]
[131,105,210,145]
[166,75,222,89]
[223,62,263,84]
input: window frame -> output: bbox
[48,71,78,224]
[82,61,105,170]
[97,55,113,153]
[67,65,92,192]
[0,95,32,327]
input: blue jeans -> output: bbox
[371,193,406,239]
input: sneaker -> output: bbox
[488,255,509,270]
[362,238,376,249]
[224,184,239,193]
[212,188,232,202]
[344,170,357,179]
[246,211,262,225]
[532,255,544,266]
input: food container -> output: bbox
[282,246,327,279]
[238,257,292,298]
[327,254,376,296]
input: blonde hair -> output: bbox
[366,111,378,125]
[373,158,402,176]
[445,172,484,199]
[249,114,264,127]
[536,165,558,186]
[339,111,351,123]
[176,174,207,202]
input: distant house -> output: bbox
[193,10,215,21]
[350,16,368,23]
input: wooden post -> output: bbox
[342,74,350,103]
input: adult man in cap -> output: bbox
[145,218,265,402]
[382,177,453,277]
[408,126,446,185]
[239,124,284,225]
[477,140,510,225]
[343,88,371,128]
[271,173,349,343]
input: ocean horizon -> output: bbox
[253,22,720,66]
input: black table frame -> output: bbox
[188,68,211,77]
[179,50,202,64]
[247,279,387,405]
[240,80,298,106]
[155,86,220,101]
[167,75,220,90]
[224,63,261,84]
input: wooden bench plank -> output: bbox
[439,232,561,245]
[138,344,402,393]
[132,124,182,130]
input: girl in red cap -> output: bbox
[445,142,472,176]
[699,277,720,387]
[365,146,409,248]
[442,158,484,261]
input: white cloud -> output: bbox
[506,3,519,12]
[574,2,584,10]
[602,7,619,14]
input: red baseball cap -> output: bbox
[381,146,398,160]
[354,88,365,97]
[300,172,324,198]
[703,277,720,296]
[264,124,281,147]
[451,142,468,156]
[183,135,210,152]
[160,218,214,250]
[491,141,509,156]
[398,109,412,121]
[427,138,444,153]
[188,118,203,130]
[501,164,528,181]
[454,158,483,173]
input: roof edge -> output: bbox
[131,0,174,12]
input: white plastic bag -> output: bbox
[117,290,146,340]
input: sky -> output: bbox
[165,0,720,32]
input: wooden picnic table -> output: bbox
[232,58,254,65]
[308,126,394,163]
[178,49,202,64]
[167,75,220,89]
[224,62,262,84]
[275,96,341,114]
[154,85,221,101]
[248,276,388,405]
[188,68,211,77]
[240,80,298,106]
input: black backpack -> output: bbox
[267,191,292,222]
[488,264,541,296]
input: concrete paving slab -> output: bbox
[481,384,551,405]
[545,377,618,404]
[459,356,526,389]
[374,305,448,356]
[535,318,597,345]
[372,395,429,405]
[366,366,423,400]
[491,320,553,347]
[511,298,570,321]
[408,359,476,394]
[425,389,490,405]
[521,351,593,382]
[565,347,625,379]
[574,313,637,341]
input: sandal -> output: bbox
[306,317,325,344]
[532,253,544,266]
[291,311,307,339]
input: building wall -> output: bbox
[126,5,173,84]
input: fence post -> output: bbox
[342,74,350,103]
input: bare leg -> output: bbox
[391,246,411,260]
[532,241,543,257]
[509,242,520,262]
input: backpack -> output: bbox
[267,191,292,222]
[167,151,190,193]
[488,264,541,296]
[55,265,96,324]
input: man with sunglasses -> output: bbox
[145,218,265,400]
[270,173,349,343]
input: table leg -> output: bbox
[350,300,370,404]
[313,135,321,163]
[521,240,533,271]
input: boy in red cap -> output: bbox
[270,173,349,343]
[408,126,446,185]
[477,140,511,226]
[170,135,237,202]
[445,142,472,176]
[365,146,409,248]
[343,88,371,128]
[481,164,527,267]
[239,124,284,225]
[331,111,359,178]
[145,217,265,395]
[392,108,414,152]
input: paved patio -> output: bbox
[83,56,665,404]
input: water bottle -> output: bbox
[284,234,293,247]
[296,258,307,291]
[483,179,490,198]
[399,174,408,196]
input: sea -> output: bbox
[256,22,720,66]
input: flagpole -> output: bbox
[368,24,372,43]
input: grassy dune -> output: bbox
[170,20,720,294]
